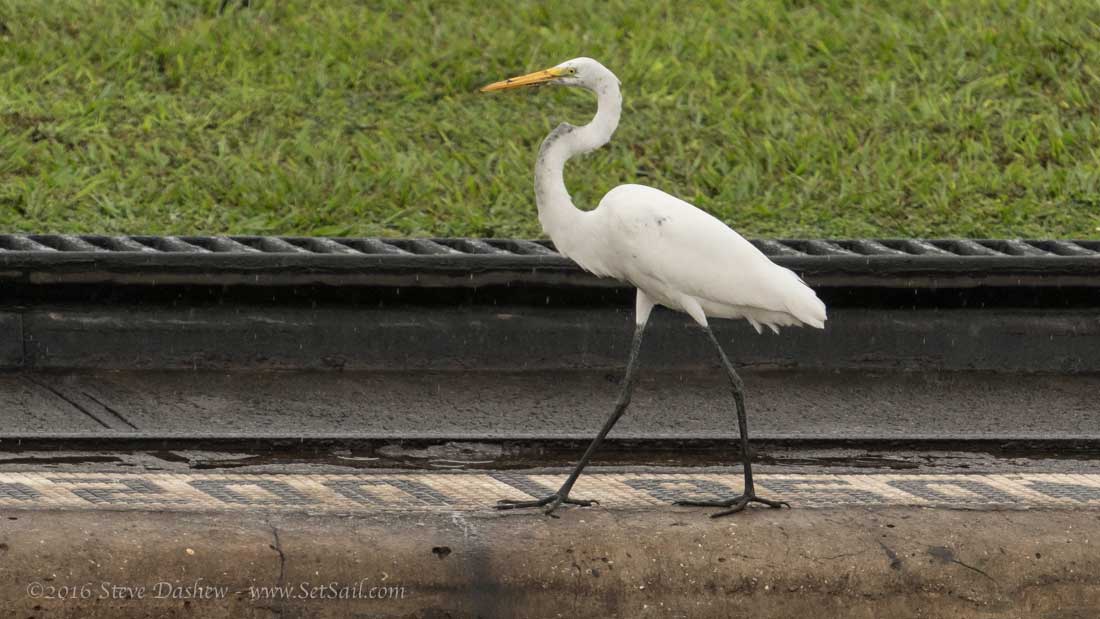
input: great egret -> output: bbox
[481,58,826,517]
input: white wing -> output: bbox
[583,184,826,332]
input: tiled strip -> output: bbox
[0,472,1098,512]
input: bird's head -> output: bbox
[481,57,615,93]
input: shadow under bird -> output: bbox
[481,58,827,517]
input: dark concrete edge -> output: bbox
[5,305,1100,371]
[0,251,1098,289]
[2,435,1099,456]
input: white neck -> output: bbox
[533,77,622,255]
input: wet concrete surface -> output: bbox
[2,507,1099,618]
[2,368,1098,441]
[2,446,1100,476]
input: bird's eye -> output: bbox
[568,68,577,75]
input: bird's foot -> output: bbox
[674,493,790,518]
[496,493,597,516]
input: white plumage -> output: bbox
[571,183,826,334]
[485,56,826,335]
[481,57,825,516]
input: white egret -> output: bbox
[481,58,826,517]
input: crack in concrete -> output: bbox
[817,548,870,561]
[952,557,998,584]
[929,545,998,584]
[24,376,111,429]
[269,524,288,617]
[81,391,138,430]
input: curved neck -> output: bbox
[534,80,622,248]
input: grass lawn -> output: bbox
[1,0,1099,239]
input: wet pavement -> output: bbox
[2,369,1097,441]
[3,387,1099,617]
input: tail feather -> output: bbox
[780,269,827,329]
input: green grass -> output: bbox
[2,0,1100,238]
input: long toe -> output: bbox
[496,497,553,510]
[710,497,751,518]
[496,494,597,513]
[709,495,790,518]
[752,496,791,509]
[543,495,598,515]
[676,494,791,517]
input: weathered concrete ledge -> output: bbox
[2,368,1098,442]
[2,507,1099,618]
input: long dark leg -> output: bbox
[497,322,647,515]
[674,326,789,517]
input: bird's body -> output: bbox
[482,57,825,516]
[518,59,826,334]
[559,183,826,333]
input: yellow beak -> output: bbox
[481,67,566,92]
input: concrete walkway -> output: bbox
[2,466,1100,618]
[3,505,1099,618]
